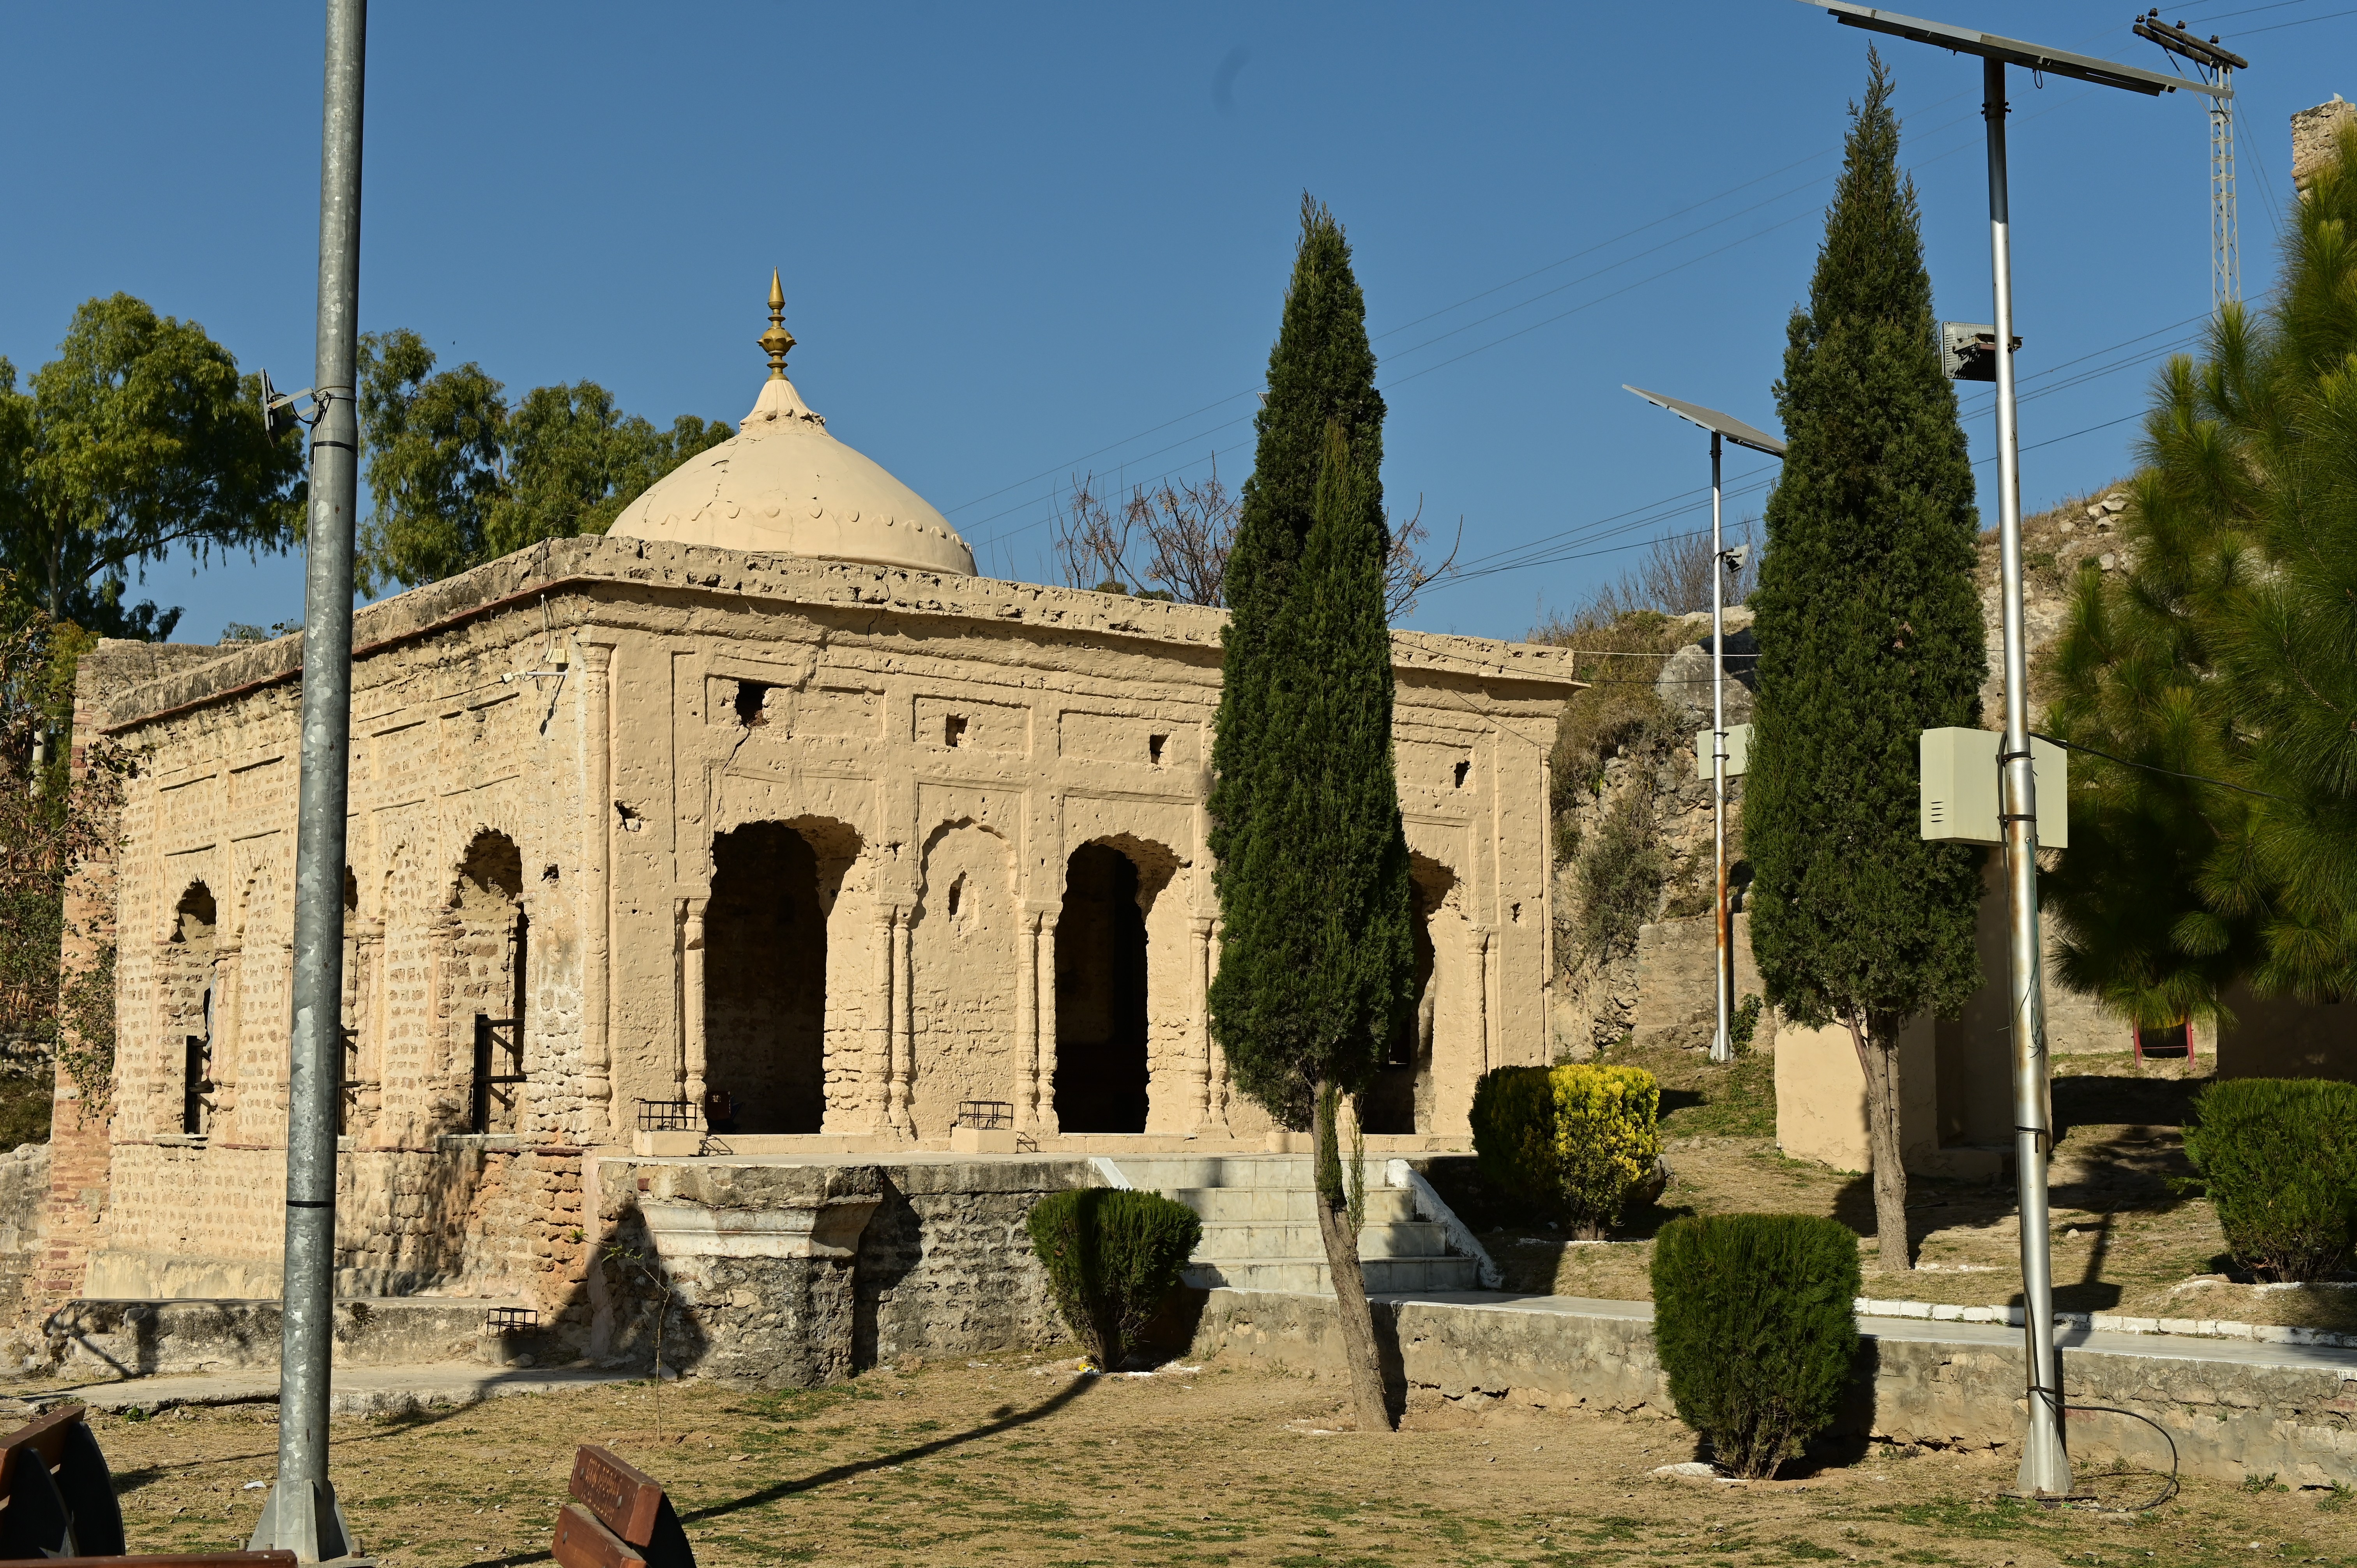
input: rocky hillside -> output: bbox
[1542,479,2134,1058]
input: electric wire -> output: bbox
[2029,731,2291,801]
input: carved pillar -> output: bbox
[865,904,897,1134]
[1015,908,1043,1129]
[579,642,615,1140]
[209,944,242,1136]
[1474,925,1496,1078]
[1187,916,1215,1132]
[890,906,916,1138]
[681,896,709,1107]
[1035,911,1061,1135]
[1206,918,1228,1129]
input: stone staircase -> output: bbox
[1105,1155,1494,1295]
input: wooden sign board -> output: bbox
[563,1446,693,1568]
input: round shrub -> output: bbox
[2183,1077,2357,1282]
[1025,1187,1203,1370]
[1650,1212,1861,1479]
[1471,1063,1662,1237]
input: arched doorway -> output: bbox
[166,883,217,1136]
[1054,843,1150,1133]
[1364,862,1448,1135]
[705,822,828,1133]
[451,832,526,1134]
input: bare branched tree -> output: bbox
[1587,519,1761,616]
[1052,457,1457,617]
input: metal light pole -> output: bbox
[1798,1,2222,1501]
[253,0,366,1559]
[1624,387,1785,1065]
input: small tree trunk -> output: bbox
[1845,1010,1911,1270]
[1312,1078,1394,1432]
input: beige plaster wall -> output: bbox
[74,535,1580,1300]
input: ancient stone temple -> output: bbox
[42,286,1578,1361]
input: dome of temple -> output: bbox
[606,275,975,576]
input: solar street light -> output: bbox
[1624,387,1785,1068]
[1794,1,2223,1501]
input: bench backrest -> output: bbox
[0,1406,125,1562]
[554,1446,693,1568]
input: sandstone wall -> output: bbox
[64,535,1577,1308]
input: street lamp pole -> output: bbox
[252,0,366,1559]
[1709,429,1730,1063]
[1624,387,1785,1066]
[1796,1,2222,1499]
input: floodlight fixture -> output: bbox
[1624,385,1785,1068]
[1795,0,2204,1502]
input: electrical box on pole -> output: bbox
[1695,723,1752,780]
[1919,728,2068,848]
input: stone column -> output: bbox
[1014,908,1043,1129]
[1474,925,1496,1077]
[1035,911,1060,1135]
[1206,918,1228,1128]
[210,943,242,1135]
[681,896,709,1108]
[865,904,896,1135]
[579,643,615,1141]
[1187,916,1215,1132]
[890,908,916,1138]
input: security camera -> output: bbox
[1721,544,1749,572]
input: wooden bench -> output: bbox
[551,1445,694,1568]
[0,1404,296,1565]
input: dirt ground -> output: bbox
[1447,1044,2357,1336]
[83,1356,2352,1568]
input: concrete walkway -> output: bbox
[11,1363,638,1419]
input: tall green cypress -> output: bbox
[1209,197,1414,1432]
[1747,53,1986,1271]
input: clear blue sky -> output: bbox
[5,1,2351,644]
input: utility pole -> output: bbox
[2134,12,2249,310]
[1797,0,2223,1503]
[251,1,366,1560]
[1623,386,1785,1065]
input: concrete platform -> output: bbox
[1188,1286,2357,1488]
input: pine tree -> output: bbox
[1209,197,1415,1433]
[2045,124,2357,1015]
[1747,53,1986,1271]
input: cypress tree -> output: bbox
[1209,197,1415,1432]
[1747,54,1986,1271]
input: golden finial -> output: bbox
[758,269,796,380]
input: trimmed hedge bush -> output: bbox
[2183,1077,2357,1283]
[1470,1063,1662,1238]
[1025,1188,1203,1369]
[1650,1213,1861,1479]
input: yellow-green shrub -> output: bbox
[1471,1063,1663,1238]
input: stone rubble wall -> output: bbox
[592,1156,1100,1387]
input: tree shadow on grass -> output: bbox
[676,1371,1099,1527]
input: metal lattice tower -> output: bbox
[2137,12,2247,311]
[2213,66,2238,307]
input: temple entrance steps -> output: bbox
[1101,1155,1498,1295]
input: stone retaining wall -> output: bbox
[1186,1289,2357,1489]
